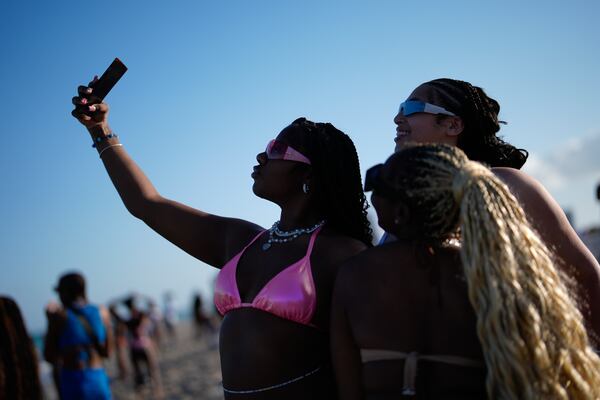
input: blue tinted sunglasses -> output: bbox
[399,100,456,117]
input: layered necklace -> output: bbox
[262,220,326,251]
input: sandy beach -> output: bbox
[42,321,224,400]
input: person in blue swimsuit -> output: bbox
[44,272,113,400]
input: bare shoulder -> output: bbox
[492,167,564,221]
[317,229,369,265]
[336,242,408,284]
[493,167,600,279]
[224,218,265,254]
[492,167,549,199]
[334,242,416,306]
[333,249,371,302]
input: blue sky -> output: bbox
[1,0,599,332]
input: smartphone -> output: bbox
[91,58,128,100]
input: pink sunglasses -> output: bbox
[266,139,311,165]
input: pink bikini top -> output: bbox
[214,227,322,327]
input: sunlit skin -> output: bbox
[393,85,464,152]
[393,112,454,151]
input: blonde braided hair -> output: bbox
[384,143,600,399]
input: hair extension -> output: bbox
[0,297,43,400]
[385,144,600,399]
[290,118,373,246]
[426,78,529,169]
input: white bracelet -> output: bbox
[98,143,123,159]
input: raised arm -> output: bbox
[71,83,260,267]
[43,302,65,364]
[331,265,364,400]
[494,167,600,343]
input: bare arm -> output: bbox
[72,85,260,267]
[494,167,600,343]
[331,265,364,400]
[43,303,65,364]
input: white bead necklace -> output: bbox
[262,220,326,251]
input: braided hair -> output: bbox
[423,78,528,169]
[0,297,43,400]
[290,118,373,246]
[382,144,600,398]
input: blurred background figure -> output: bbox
[43,272,112,400]
[147,300,163,349]
[0,296,43,400]
[112,316,130,381]
[162,292,178,341]
[191,292,213,339]
[109,294,163,399]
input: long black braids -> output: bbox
[428,78,529,169]
[0,297,43,400]
[290,118,373,246]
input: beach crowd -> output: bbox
[1,77,600,399]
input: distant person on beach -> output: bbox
[332,144,600,399]
[109,294,163,397]
[0,296,43,400]
[384,78,600,343]
[162,292,177,340]
[43,272,112,400]
[71,79,372,398]
[192,292,213,338]
[112,317,129,380]
[147,300,163,347]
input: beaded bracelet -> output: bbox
[91,133,119,148]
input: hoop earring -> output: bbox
[302,183,310,194]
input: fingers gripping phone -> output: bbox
[91,58,128,100]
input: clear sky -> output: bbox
[1,0,599,332]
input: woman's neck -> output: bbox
[278,208,323,231]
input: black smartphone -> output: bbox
[91,58,128,100]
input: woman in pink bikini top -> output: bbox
[71,85,373,400]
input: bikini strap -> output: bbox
[306,225,323,255]
[360,349,484,396]
[241,230,267,252]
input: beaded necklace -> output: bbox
[262,220,326,251]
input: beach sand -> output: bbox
[43,321,224,400]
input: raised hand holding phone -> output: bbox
[89,58,128,101]
[71,58,128,157]
[72,58,127,128]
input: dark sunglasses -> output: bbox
[364,164,405,199]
